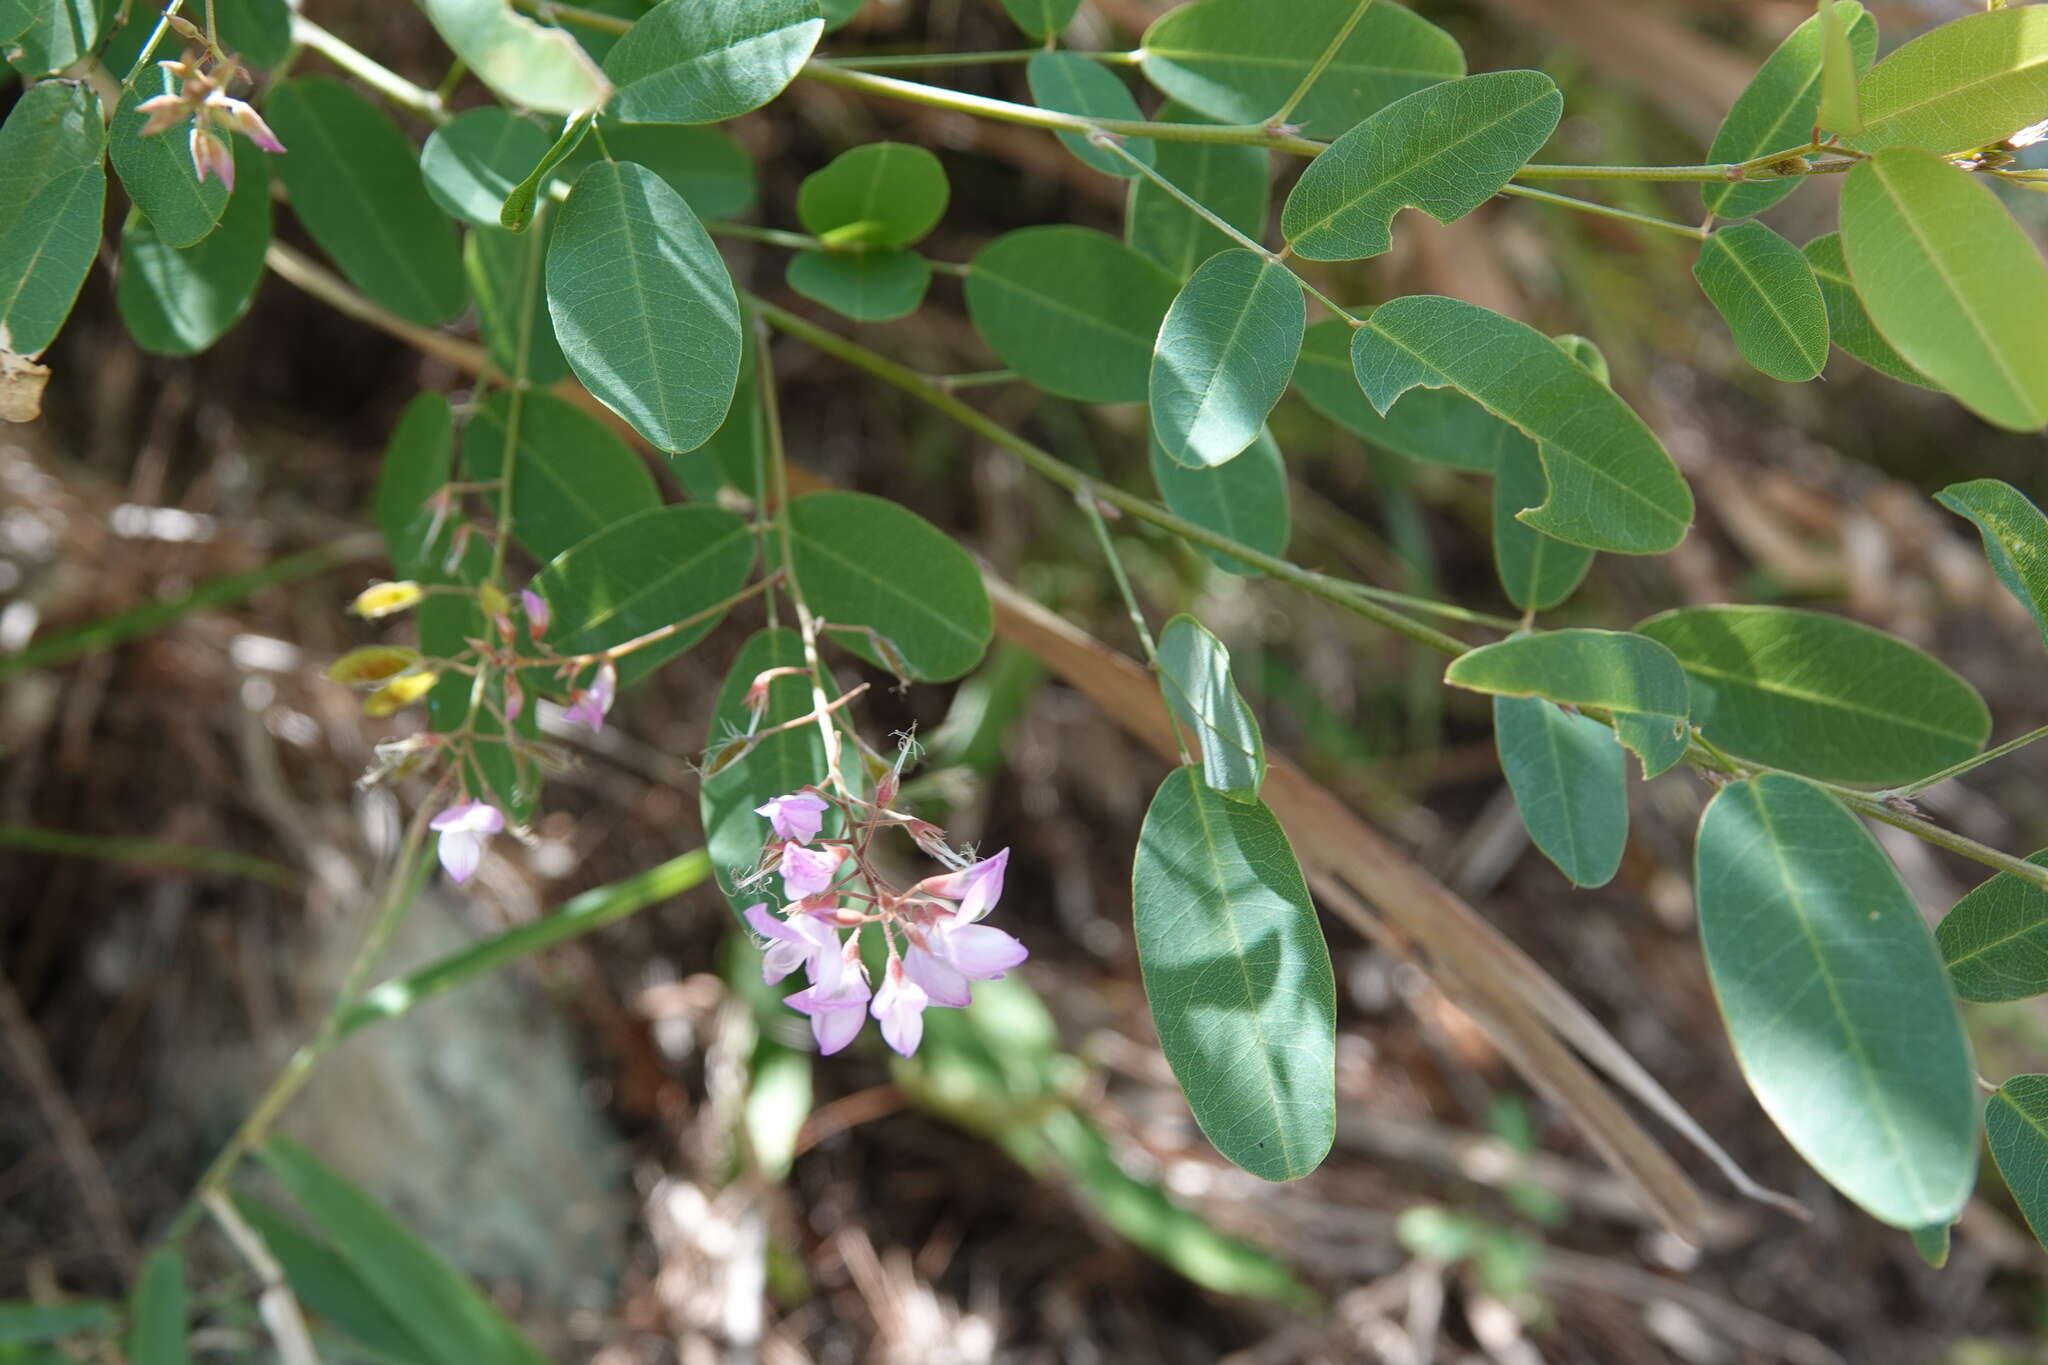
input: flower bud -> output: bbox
[362,670,440,717]
[478,581,511,620]
[351,580,425,618]
[325,645,422,685]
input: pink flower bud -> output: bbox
[189,126,234,192]
[520,589,549,640]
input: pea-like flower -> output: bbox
[430,800,503,884]
[779,843,843,900]
[134,53,286,194]
[744,902,845,992]
[756,791,828,844]
[916,848,1010,922]
[563,661,616,732]
[903,907,1029,1009]
[869,959,930,1058]
[785,971,873,1055]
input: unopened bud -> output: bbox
[362,670,440,717]
[351,580,425,618]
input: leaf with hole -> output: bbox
[1157,614,1265,799]
[1494,694,1627,889]
[1692,220,1829,383]
[547,159,743,453]
[603,0,823,124]
[421,0,611,116]
[796,142,948,249]
[1446,629,1690,777]
[1937,851,2048,1003]
[1027,50,1154,177]
[1132,766,1335,1182]
[1149,425,1289,576]
[965,226,1180,403]
[1987,1074,2048,1252]
[1801,232,1932,388]
[1350,296,1694,552]
[1139,0,1464,134]
[1849,5,2048,155]
[1492,437,1592,612]
[1151,248,1303,468]
[0,163,104,357]
[461,390,660,563]
[1636,604,1990,787]
[1703,2,1875,219]
[267,78,468,326]
[1282,70,1560,261]
[1695,774,1977,1230]
[780,491,993,681]
[785,248,931,322]
[1295,318,1518,472]
[1938,480,2048,656]
[118,140,270,356]
[1127,100,1268,280]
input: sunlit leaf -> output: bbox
[1703,1,1875,219]
[1691,220,1829,382]
[1493,694,1627,889]
[603,0,823,124]
[1151,248,1303,468]
[1445,629,1690,777]
[1816,0,1863,135]
[1937,851,2048,1003]
[1157,614,1265,799]
[421,108,554,229]
[795,141,948,248]
[1849,5,2048,154]
[420,0,611,116]
[1295,317,1518,472]
[1800,231,1933,388]
[964,226,1179,403]
[1937,479,2048,655]
[10,0,109,76]
[1027,50,1154,177]
[0,81,104,243]
[109,76,228,249]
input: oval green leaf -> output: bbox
[603,0,823,124]
[0,80,105,244]
[1840,147,2048,432]
[109,76,227,249]
[1026,50,1154,178]
[267,78,468,326]
[1296,317,1519,472]
[1001,0,1080,39]
[420,107,554,229]
[1492,436,1592,612]
[1157,614,1265,799]
[1132,766,1335,1182]
[1148,425,1289,576]
[783,490,993,682]
[117,140,270,356]
[785,247,931,322]
[1936,851,2048,1004]
[701,628,831,917]
[1635,604,1990,787]
[1150,247,1304,468]
[1703,2,1875,219]
[1350,296,1694,552]
[795,141,948,249]
[964,225,1180,403]
[420,0,611,116]
[1938,479,2048,656]
[1800,231,1933,388]
[547,159,743,453]
[1282,70,1561,262]
[0,163,105,357]
[1126,100,1269,280]
[1695,774,1978,1230]
[1139,0,1464,135]
[1494,693,1627,889]
[533,504,756,686]
[461,389,660,563]
[1446,628,1690,778]
[1987,1075,2048,1251]
[1692,219,1829,383]
[1850,5,2048,155]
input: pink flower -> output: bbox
[207,91,285,153]
[904,910,1029,1008]
[756,791,828,844]
[520,589,549,640]
[786,971,872,1055]
[870,959,929,1057]
[780,843,842,900]
[744,902,845,992]
[429,800,503,883]
[189,125,234,190]
[504,675,525,724]
[917,848,1010,922]
[564,661,616,732]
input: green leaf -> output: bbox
[233,1199,435,1364]
[532,504,755,686]
[682,331,767,495]
[213,0,292,68]
[1492,437,1592,612]
[108,77,226,249]
[1841,149,2048,431]
[795,141,948,248]
[1938,479,2048,656]
[1800,231,1932,388]
[1139,0,1464,135]
[581,124,759,218]
[1126,100,1269,280]
[547,159,743,453]
[964,225,1180,404]
[603,0,823,124]
[1702,2,1876,219]
[1987,1075,2048,1251]
[0,81,105,244]
[0,163,104,357]
[0,1302,114,1344]
[1294,317,1518,472]
[701,628,827,916]
[1691,219,1829,383]
[1816,0,1862,136]
[1157,615,1265,799]
[1132,767,1335,1181]
[1695,774,1977,1229]
[1446,629,1690,778]
[1026,50,1154,177]
[1000,0,1079,40]
[782,490,993,681]
[464,221,571,385]
[267,78,468,326]
[125,1249,186,1365]
[460,389,660,563]
[1150,248,1303,468]
[1850,5,2048,155]
[1635,604,1990,787]
[10,0,109,77]
[1936,851,2048,1004]
[1909,1221,1952,1269]
[421,108,555,229]
[259,1137,549,1365]
[1281,70,1560,261]
[785,247,930,322]
[497,110,591,231]
[1350,296,1694,552]
[375,392,454,577]
[1148,424,1288,577]
[420,0,612,116]
[1493,694,1627,889]
[117,140,270,356]
[0,0,28,42]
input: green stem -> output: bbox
[1076,490,1161,666]
[1499,183,1711,241]
[1891,722,2048,799]
[825,48,1137,70]
[1837,789,2048,893]
[0,825,299,888]
[292,16,447,123]
[1512,162,1738,183]
[1269,0,1372,126]
[935,369,1017,390]
[708,220,827,251]
[121,0,183,85]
